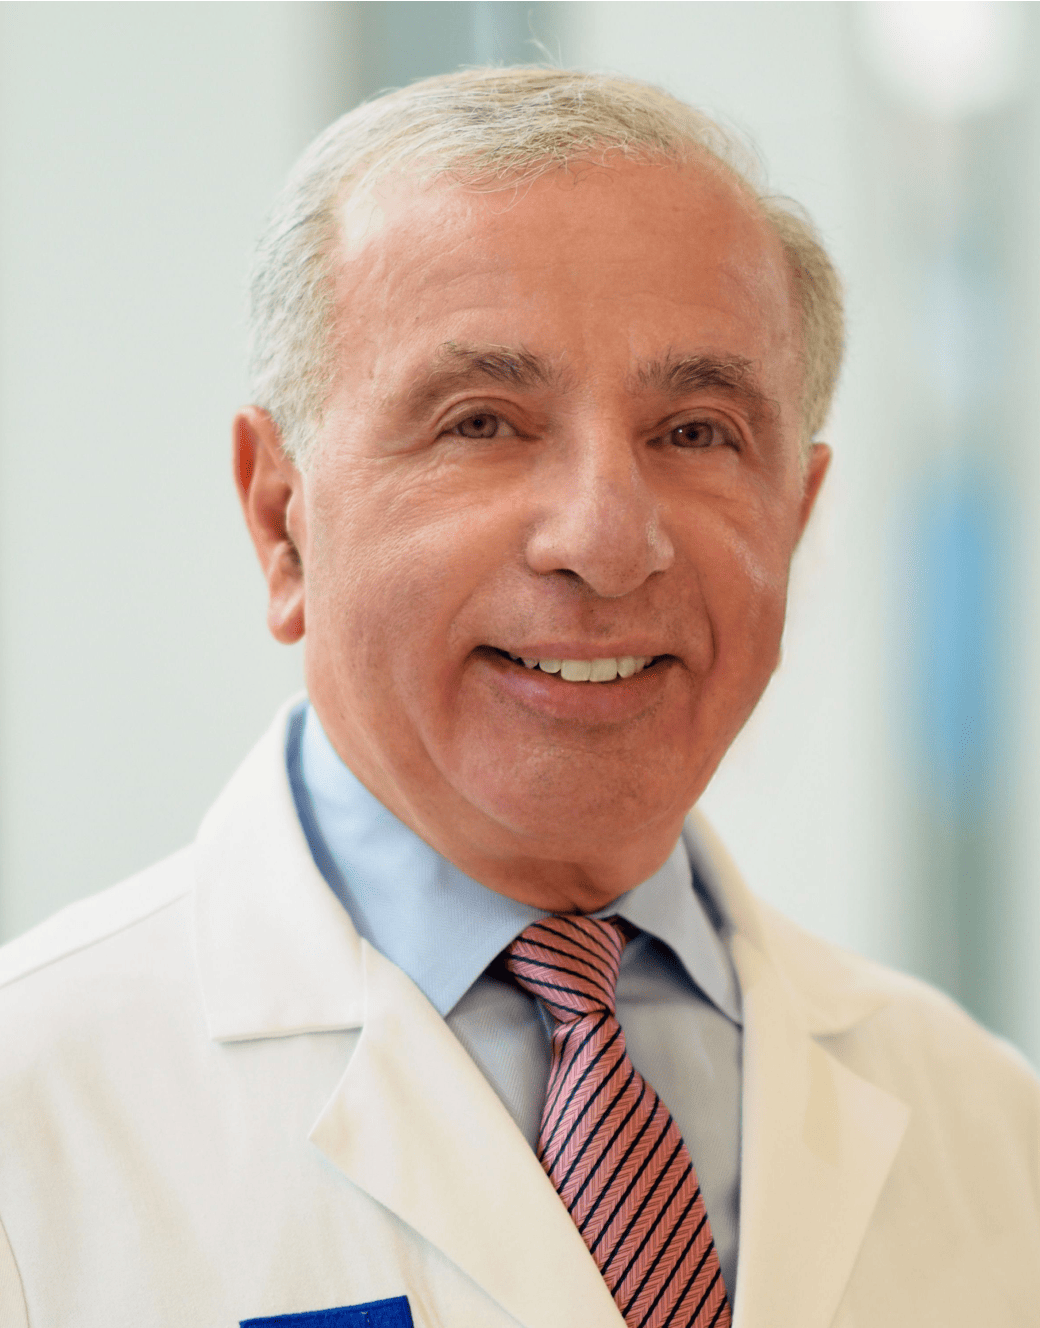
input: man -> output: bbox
[0,67,1036,1328]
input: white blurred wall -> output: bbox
[0,3,358,937]
[0,2,1036,1062]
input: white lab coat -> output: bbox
[0,698,1037,1327]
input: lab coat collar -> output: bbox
[194,700,910,1328]
[194,695,366,1040]
[684,811,896,1037]
[685,812,910,1328]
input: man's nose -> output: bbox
[524,430,675,598]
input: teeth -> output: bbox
[560,659,592,682]
[506,652,655,682]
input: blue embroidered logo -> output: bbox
[240,1295,414,1327]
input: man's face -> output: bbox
[258,157,828,909]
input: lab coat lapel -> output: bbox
[686,814,910,1328]
[198,705,621,1324]
[194,696,365,1040]
[310,940,627,1328]
[730,937,909,1328]
[194,700,617,1324]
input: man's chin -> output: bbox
[453,768,693,895]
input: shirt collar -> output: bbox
[289,701,741,1025]
[603,841,742,1024]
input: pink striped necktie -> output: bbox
[506,914,732,1328]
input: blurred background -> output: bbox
[1,1,1038,1062]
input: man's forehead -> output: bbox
[335,151,766,262]
[331,160,792,358]
[329,158,799,422]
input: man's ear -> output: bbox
[796,442,831,541]
[233,407,306,645]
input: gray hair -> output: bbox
[248,66,844,468]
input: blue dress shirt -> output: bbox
[286,700,744,1299]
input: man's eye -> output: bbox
[668,420,729,449]
[453,413,508,439]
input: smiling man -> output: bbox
[0,68,1038,1328]
[239,147,823,916]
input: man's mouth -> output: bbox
[492,649,663,683]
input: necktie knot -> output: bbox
[506,914,626,1025]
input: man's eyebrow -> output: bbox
[396,341,560,414]
[632,352,778,421]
